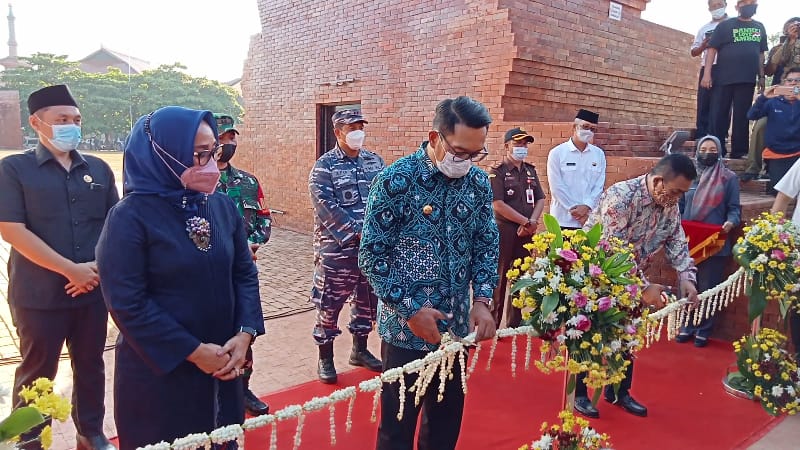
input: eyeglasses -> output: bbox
[437,132,489,162]
[193,145,223,166]
[579,123,598,132]
[785,77,800,83]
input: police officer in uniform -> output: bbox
[213,113,271,416]
[0,85,118,450]
[488,128,546,328]
[308,110,385,383]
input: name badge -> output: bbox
[526,189,535,204]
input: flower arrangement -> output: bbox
[507,215,648,401]
[0,378,71,449]
[518,410,613,450]
[733,211,800,321]
[729,328,800,416]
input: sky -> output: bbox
[0,1,789,83]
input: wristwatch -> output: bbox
[238,326,258,344]
[473,297,493,308]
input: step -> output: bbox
[739,178,770,195]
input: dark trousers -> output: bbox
[766,156,800,196]
[492,221,530,328]
[791,310,800,363]
[376,342,465,450]
[709,82,755,158]
[11,301,108,436]
[680,256,726,339]
[575,356,634,400]
[696,67,713,139]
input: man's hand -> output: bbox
[758,77,766,95]
[764,85,778,98]
[570,205,590,219]
[680,280,699,307]
[469,301,496,342]
[63,261,100,298]
[187,343,231,374]
[213,333,252,380]
[701,75,713,89]
[517,221,537,237]
[722,221,735,233]
[641,284,667,308]
[407,308,448,345]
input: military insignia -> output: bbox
[423,205,433,215]
[507,189,514,196]
[83,174,93,183]
[488,173,496,178]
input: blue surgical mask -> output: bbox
[39,119,82,153]
[511,146,528,160]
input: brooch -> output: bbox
[423,205,433,215]
[83,174,93,183]
[186,216,212,251]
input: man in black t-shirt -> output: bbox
[701,0,768,159]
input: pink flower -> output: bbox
[589,264,603,277]
[625,324,637,335]
[598,240,611,251]
[575,314,592,332]
[558,249,578,262]
[573,292,588,308]
[780,233,791,243]
[598,296,613,312]
[772,249,786,261]
[626,284,639,297]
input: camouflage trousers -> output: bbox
[311,257,378,345]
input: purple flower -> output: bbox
[573,292,588,308]
[598,240,611,251]
[626,284,639,297]
[598,296,613,312]
[625,324,637,335]
[589,264,603,277]
[772,249,786,261]
[558,249,578,262]
[575,315,592,332]
[780,233,791,243]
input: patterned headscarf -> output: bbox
[687,135,735,222]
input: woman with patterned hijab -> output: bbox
[678,135,741,347]
[96,106,264,449]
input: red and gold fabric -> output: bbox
[681,220,726,265]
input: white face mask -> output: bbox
[345,129,365,150]
[710,7,726,20]
[511,146,528,161]
[431,141,472,178]
[576,129,594,144]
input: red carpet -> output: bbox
[242,337,782,450]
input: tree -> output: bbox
[1,53,243,142]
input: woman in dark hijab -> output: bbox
[678,135,741,347]
[96,106,264,449]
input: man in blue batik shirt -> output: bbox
[359,96,499,450]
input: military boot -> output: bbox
[318,342,337,384]
[348,335,383,372]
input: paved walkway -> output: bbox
[0,153,796,449]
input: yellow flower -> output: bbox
[40,426,53,449]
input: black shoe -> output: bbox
[244,388,270,416]
[574,396,600,419]
[605,394,648,417]
[77,434,117,450]
[694,336,709,348]
[318,342,338,384]
[675,333,692,343]
[349,335,383,372]
[739,173,759,182]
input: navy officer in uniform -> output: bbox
[488,128,546,328]
[308,109,386,383]
[0,85,118,450]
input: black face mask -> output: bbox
[218,143,237,163]
[739,4,757,18]
[697,152,719,167]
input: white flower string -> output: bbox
[292,414,305,450]
[486,335,499,370]
[270,422,278,450]
[329,403,337,445]
[525,333,533,371]
[209,425,243,447]
[467,342,482,377]
[511,334,518,377]
[171,433,210,450]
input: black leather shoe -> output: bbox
[574,396,600,419]
[244,388,270,416]
[675,333,692,344]
[605,394,647,417]
[694,336,709,348]
[349,335,383,372]
[77,434,117,450]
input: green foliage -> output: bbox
[2,54,243,139]
[0,407,44,440]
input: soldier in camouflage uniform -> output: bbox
[214,113,271,416]
[309,109,385,383]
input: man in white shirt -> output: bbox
[770,160,800,363]
[692,0,729,138]
[547,109,606,229]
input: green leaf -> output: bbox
[567,374,576,395]
[541,292,560,319]
[748,288,768,323]
[543,214,563,249]
[0,407,45,440]
[586,223,603,247]
[778,299,789,320]
[510,277,537,295]
[591,385,603,406]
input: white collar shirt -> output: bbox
[546,138,606,228]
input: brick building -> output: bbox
[237,0,775,340]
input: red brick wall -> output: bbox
[0,90,22,149]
